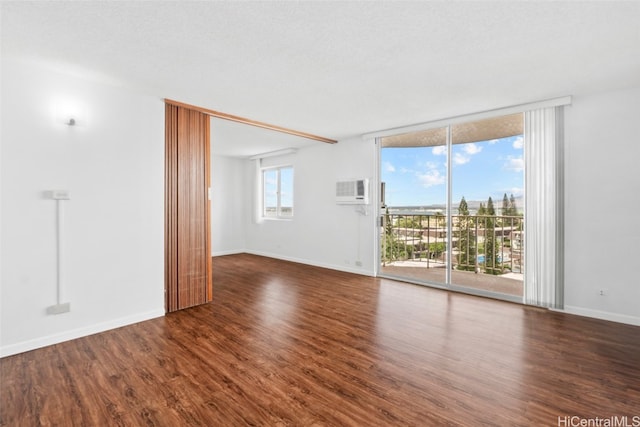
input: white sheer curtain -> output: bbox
[524,107,565,308]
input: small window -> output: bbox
[262,166,293,219]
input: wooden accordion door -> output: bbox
[165,103,212,312]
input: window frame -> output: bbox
[261,165,294,220]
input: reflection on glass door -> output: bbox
[379,114,525,301]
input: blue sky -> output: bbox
[381,135,524,207]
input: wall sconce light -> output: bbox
[52,98,86,127]
[59,113,83,127]
[56,111,84,127]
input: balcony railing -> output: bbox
[381,213,523,276]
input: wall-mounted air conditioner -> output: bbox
[336,179,369,205]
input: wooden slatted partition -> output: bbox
[165,103,212,312]
[165,104,179,311]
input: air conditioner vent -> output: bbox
[336,179,369,205]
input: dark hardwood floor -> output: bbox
[2,253,639,426]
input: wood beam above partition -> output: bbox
[165,99,337,144]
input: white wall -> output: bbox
[211,154,246,255]
[0,58,165,356]
[563,85,640,325]
[244,137,377,275]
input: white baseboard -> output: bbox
[212,249,245,257]
[244,250,375,277]
[557,306,640,327]
[0,308,165,358]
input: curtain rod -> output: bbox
[164,99,337,144]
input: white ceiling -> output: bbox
[2,1,640,156]
[210,116,319,157]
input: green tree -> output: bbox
[396,216,422,230]
[502,193,509,216]
[428,242,446,259]
[477,202,486,216]
[487,196,495,216]
[483,196,501,275]
[509,193,519,216]
[384,207,393,235]
[381,210,419,263]
[456,197,476,271]
[458,196,469,216]
[381,208,396,264]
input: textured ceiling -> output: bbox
[2,1,640,156]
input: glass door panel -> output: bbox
[379,127,449,286]
[450,124,524,298]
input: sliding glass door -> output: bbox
[379,114,525,302]
[380,127,449,286]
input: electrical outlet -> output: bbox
[598,289,609,296]
[355,261,362,267]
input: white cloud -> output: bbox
[448,143,482,165]
[488,139,500,145]
[383,161,396,173]
[453,152,470,165]
[463,143,483,155]
[512,136,524,149]
[507,187,523,196]
[504,155,524,172]
[417,169,445,187]
[425,161,439,170]
[432,145,447,156]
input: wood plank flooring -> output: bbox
[2,253,639,426]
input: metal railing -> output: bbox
[381,212,523,275]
